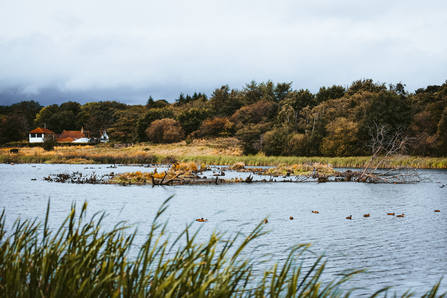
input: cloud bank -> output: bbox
[1,0,446,106]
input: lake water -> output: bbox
[1,163,446,296]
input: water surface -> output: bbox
[1,163,446,296]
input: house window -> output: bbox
[37,133,42,138]
[31,134,36,138]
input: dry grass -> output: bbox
[2,139,447,169]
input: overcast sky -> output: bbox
[1,0,446,106]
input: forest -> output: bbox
[1,79,446,157]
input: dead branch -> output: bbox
[161,171,184,185]
[359,123,413,182]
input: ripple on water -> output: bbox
[0,164,446,296]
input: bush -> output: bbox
[42,134,57,151]
[145,118,185,144]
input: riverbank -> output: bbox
[1,138,447,168]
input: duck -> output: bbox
[387,213,395,216]
[264,219,268,224]
[196,218,208,222]
[346,215,352,220]
[312,211,319,214]
[289,216,294,220]
[396,214,404,217]
[434,210,441,212]
[363,214,370,217]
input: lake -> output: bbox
[1,163,446,296]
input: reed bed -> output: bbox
[1,144,447,168]
[1,198,445,297]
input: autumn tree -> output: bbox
[345,79,387,96]
[231,100,275,125]
[287,133,311,156]
[145,118,184,143]
[197,117,234,138]
[136,108,174,142]
[435,108,447,156]
[320,118,360,157]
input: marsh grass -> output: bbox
[1,141,447,168]
[1,197,446,297]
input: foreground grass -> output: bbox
[1,138,447,168]
[1,198,445,297]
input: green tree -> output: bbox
[76,101,127,137]
[59,101,81,116]
[209,85,242,117]
[8,100,42,129]
[363,91,412,132]
[262,127,290,156]
[48,111,77,133]
[33,104,59,128]
[315,85,345,105]
[176,108,210,136]
[0,115,28,144]
[235,122,271,155]
[108,118,138,143]
[285,89,315,111]
[242,81,262,105]
[274,82,293,102]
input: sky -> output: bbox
[1,0,447,107]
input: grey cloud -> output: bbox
[0,0,446,106]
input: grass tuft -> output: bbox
[1,198,446,297]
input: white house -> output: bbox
[29,127,55,143]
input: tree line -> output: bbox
[1,79,446,157]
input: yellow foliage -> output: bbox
[153,172,167,179]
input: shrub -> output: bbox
[145,118,185,144]
[42,134,57,151]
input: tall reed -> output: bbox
[1,198,445,297]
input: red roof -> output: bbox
[56,137,75,142]
[58,130,86,140]
[29,127,55,134]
